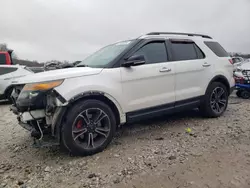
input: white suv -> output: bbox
[0,65,33,101]
[10,32,235,156]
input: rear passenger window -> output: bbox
[204,41,229,57]
[171,42,205,61]
[0,54,6,65]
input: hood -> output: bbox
[240,62,250,70]
[12,67,103,84]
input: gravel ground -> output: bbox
[0,93,250,188]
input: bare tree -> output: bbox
[0,43,8,51]
[0,43,18,59]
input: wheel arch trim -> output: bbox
[4,84,14,96]
[52,90,126,139]
[67,91,125,121]
[206,75,230,94]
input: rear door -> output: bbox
[0,66,18,95]
[170,39,213,103]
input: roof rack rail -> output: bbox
[146,32,212,39]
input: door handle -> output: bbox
[202,62,211,67]
[159,67,171,72]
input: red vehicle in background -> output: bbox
[0,50,13,65]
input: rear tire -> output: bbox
[200,82,228,118]
[61,99,116,156]
[240,90,250,99]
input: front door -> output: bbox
[120,40,175,114]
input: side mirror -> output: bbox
[122,55,146,67]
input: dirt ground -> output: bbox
[0,93,250,188]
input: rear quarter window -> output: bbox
[204,41,229,57]
[0,54,6,65]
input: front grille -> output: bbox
[242,70,250,83]
[242,70,250,77]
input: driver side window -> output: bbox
[132,42,168,64]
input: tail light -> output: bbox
[229,59,233,65]
[234,76,244,84]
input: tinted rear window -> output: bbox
[204,41,229,57]
[0,54,6,65]
[171,42,205,61]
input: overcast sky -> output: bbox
[0,0,249,62]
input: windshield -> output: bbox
[77,40,134,68]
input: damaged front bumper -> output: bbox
[10,107,46,131]
[10,84,68,146]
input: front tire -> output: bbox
[236,90,242,98]
[61,99,116,156]
[200,82,228,118]
[240,90,250,99]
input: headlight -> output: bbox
[15,80,64,112]
[23,80,64,91]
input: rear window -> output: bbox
[204,41,229,57]
[0,54,6,65]
[171,42,205,61]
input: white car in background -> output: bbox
[234,59,250,72]
[245,58,250,63]
[0,65,33,101]
[232,56,244,71]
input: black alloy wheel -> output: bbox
[61,99,116,156]
[72,108,111,150]
[210,87,227,114]
[200,82,228,118]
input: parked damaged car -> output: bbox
[9,32,234,156]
